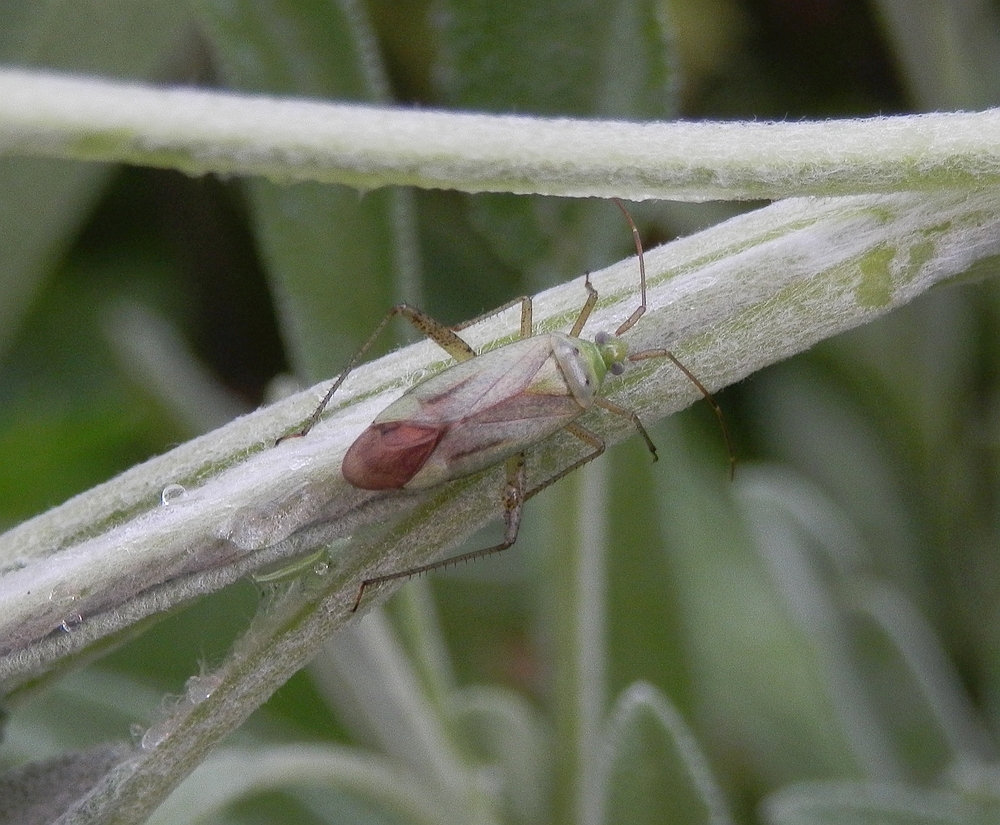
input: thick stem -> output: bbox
[2,69,1000,200]
[3,189,999,695]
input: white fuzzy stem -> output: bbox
[3,189,999,692]
[2,68,1000,199]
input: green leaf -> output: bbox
[192,0,389,100]
[448,685,550,825]
[596,682,732,825]
[737,464,993,780]
[762,781,973,825]
[145,744,449,825]
[652,419,864,783]
[0,0,190,360]
[432,0,681,335]
[534,464,608,825]
[245,182,403,381]
[873,0,1000,109]
[433,0,677,118]
[605,430,693,711]
[192,0,416,380]
[848,584,994,781]
[310,609,470,794]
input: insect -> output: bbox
[282,200,731,611]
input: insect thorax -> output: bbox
[550,332,609,407]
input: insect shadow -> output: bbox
[280,200,732,611]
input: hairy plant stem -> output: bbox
[2,69,1000,199]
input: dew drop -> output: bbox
[129,723,145,745]
[60,613,82,632]
[48,584,79,606]
[313,561,330,576]
[160,484,187,505]
[185,672,223,704]
[141,720,173,750]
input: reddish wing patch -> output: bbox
[342,421,445,490]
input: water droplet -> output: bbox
[141,720,172,750]
[48,584,79,606]
[60,613,82,632]
[129,723,146,745]
[185,673,223,704]
[160,484,187,505]
[252,547,335,584]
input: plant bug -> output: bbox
[282,200,732,611]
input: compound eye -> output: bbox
[595,331,610,344]
[610,362,625,376]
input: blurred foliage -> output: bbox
[4,0,1000,824]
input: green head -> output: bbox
[595,331,629,376]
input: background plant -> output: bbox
[3,1,1000,824]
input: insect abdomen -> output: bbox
[341,421,444,490]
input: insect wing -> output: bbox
[403,335,590,488]
[401,336,556,423]
[342,421,442,489]
[343,335,592,491]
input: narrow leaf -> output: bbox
[596,682,732,825]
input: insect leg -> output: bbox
[279,304,477,442]
[567,275,600,338]
[592,397,658,461]
[520,422,606,502]
[612,198,648,336]
[350,453,529,611]
[349,424,611,611]
[628,349,736,478]
[608,200,735,476]
[452,296,534,340]
[568,199,644,339]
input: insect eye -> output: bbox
[595,331,610,344]
[610,363,625,376]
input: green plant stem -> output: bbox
[3,68,1000,199]
[544,464,609,825]
[3,66,1000,818]
[3,188,998,705]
